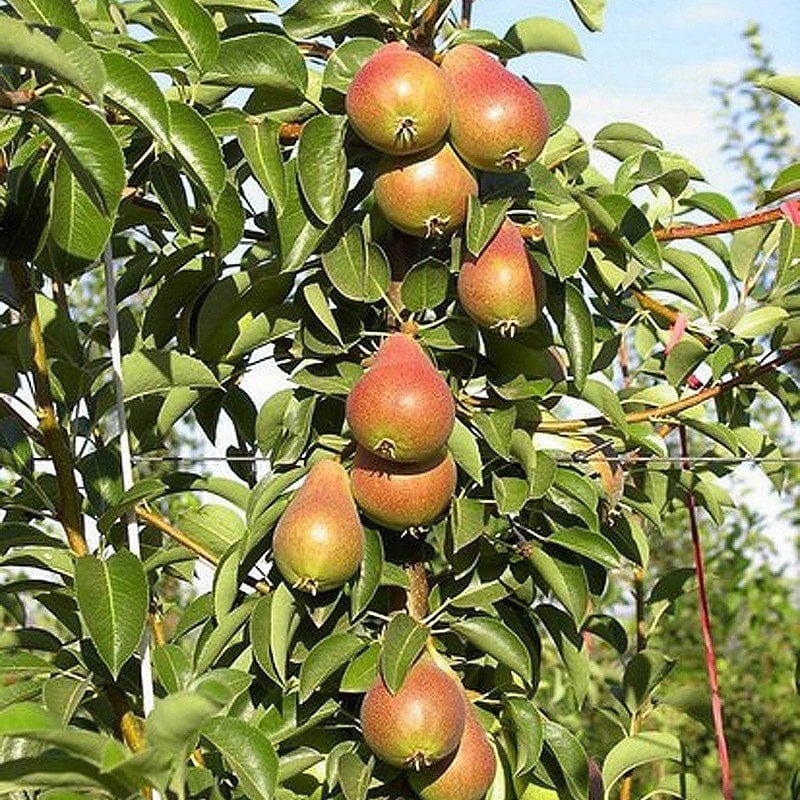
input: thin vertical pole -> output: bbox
[679,425,733,800]
[103,244,158,783]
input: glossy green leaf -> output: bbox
[527,546,589,622]
[338,752,373,800]
[322,226,390,302]
[340,642,380,693]
[505,697,544,775]
[299,633,366,703]
[539,208,590,278]
[453,615,532,684]
[45,154,112,280]
[194,597,256,673]
[208,33,307,94]
[297,115,348,224]
[168,101,226,204]
[401,258,449,311]
[547,528,620,568]
[569,0,606,31]
[121,350,220,401]
[202,717,279,800]
[551,282,595,392]
[101,51,171,150]
[175,504,245,558]
[152,0,220,73]
[492,475,529,514]
[504,17,584,59]
[0,21,103,103]
[26,96,124,217]
[758,75,800,106]
[380,613,428,694]
[6,0,90,36]
[239,120,286,215]
[466,196,512,256]
[74,551,148,679]
[282,0,405,39]
[351,529,383,620]
[323,37,382,93]
[732,305,789,338]
[447,419,483,484]
[149,157,192,236]
[303,281,344,344]
[543,718,588,800]
[602,733,682,798]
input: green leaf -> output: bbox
[602,733,682,798]
[466,196,512,256]
[551,282,595,392]
[168,101,226,204]
[340,642,380,693]
[303,280,344,344]
[401,258,449,311]
[664,339,706,386]
[195,598,256,673]
[452,615,532,684]
[580,379,627,433]
[101,51,171,150]
[473,406,516,458]
[148,157,192,235]
[74,551,148,679]
[504,17,584,59]
[547,528,620,568]
[152,644,191,694]
[152,0,220,73]
[526,546,588,622]
[26,96,124,217]
[338,752,373,800]
[539,209,590,279]
[45,154,112,280]
[0,21,103,103]
[239,120,286,216]
[6,0,90,36]
[121,351,220,401]
[208,33,307,94]
[297,115,348,225]
[543,718,588,800]
[176,504,245,558]
[147,689,228,752]
[492,475,529,514]
[351,529,383,620]
[323,37,383,93]
[202,718,279,800]
[679,191,737,221]
[299,633,366,703]
[569,0,606,31]
[269,583,300,683]
[447,419,483,484]
[732,305,789,338]
[758,75,800,106]
[282,0,404,39]
[380,613,428,694]
[322,226,390,302]
[504,697,544,775]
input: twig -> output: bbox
[134,505,270,596]
[536,344,800,432]
[461,0,473,27]
[679,426,734,800]
[8,261,88,556]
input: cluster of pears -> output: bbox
[346,41,550,237]
[271,333,458,593]
[360,652,496,800]
[347,42,548,337]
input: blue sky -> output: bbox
[481,0,800,200]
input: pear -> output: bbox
[351,446,457,532]
[346,42,450,155]
[441,44,550,173]
[374,142,478,237]
[346,334,455,462]
[409,698,497,800]
[271,460,364,594]
[361,656,466,769]
[457,220,545,336]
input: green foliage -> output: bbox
[0,3,798,800]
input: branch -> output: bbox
[8,261,88,556]
[461,0,474,27]
[679,426,733,800]
[134,505,270,595]
[537,344,800,433]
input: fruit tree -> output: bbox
[0,2,798,800]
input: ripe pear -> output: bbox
[351,446,457,532]
[441,44,550,172]
[373,142,478,237]
[360,656,466,769]
[346,334,455,462]
[271,460,364,594]
[409,699,496,800]
[346,42,450,156]
[458,220,545,336]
